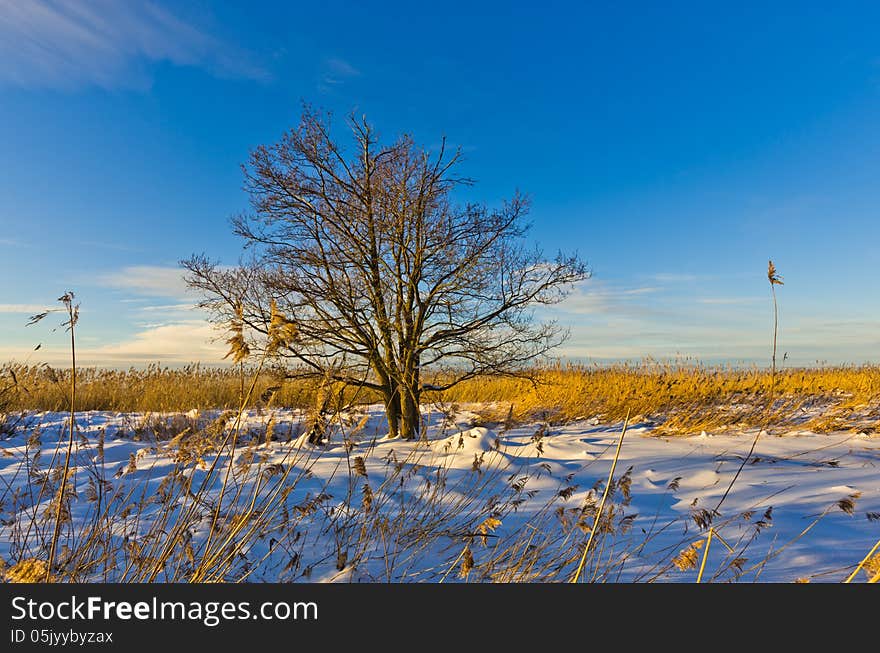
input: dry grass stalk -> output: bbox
[845,537,880,583]
[696,528,714,583]
[570,409,629,583]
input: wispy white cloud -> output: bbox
[552,280,662,317]
[620,286,660,296]
[76,239,145,253]
[97,265,192,299]
[84,320,226,363]
[698,297,761,305]
[541,276,778,362]
[325,57,360,78]
[0,303,48,314]
[0,0,268,90]
[136,303,197,313]
[0,320,227,367]
[649,273,699,283]
[319,56,360,92]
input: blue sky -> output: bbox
[1,1,879,367]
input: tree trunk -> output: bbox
[385,388,401,440]
[306,377,330,445]
[401,390,420,440]
[400,362,421,440]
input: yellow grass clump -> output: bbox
[4,558,54,583]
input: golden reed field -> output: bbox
[4,361,879,436]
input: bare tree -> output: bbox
[183,108,588,439]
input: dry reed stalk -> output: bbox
[712,261,784,519]
[45,292,78,582]
[844,537,880,583]
[696,528,714,583]
[570,409,629,583]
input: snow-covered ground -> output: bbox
[1,405,878,582]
